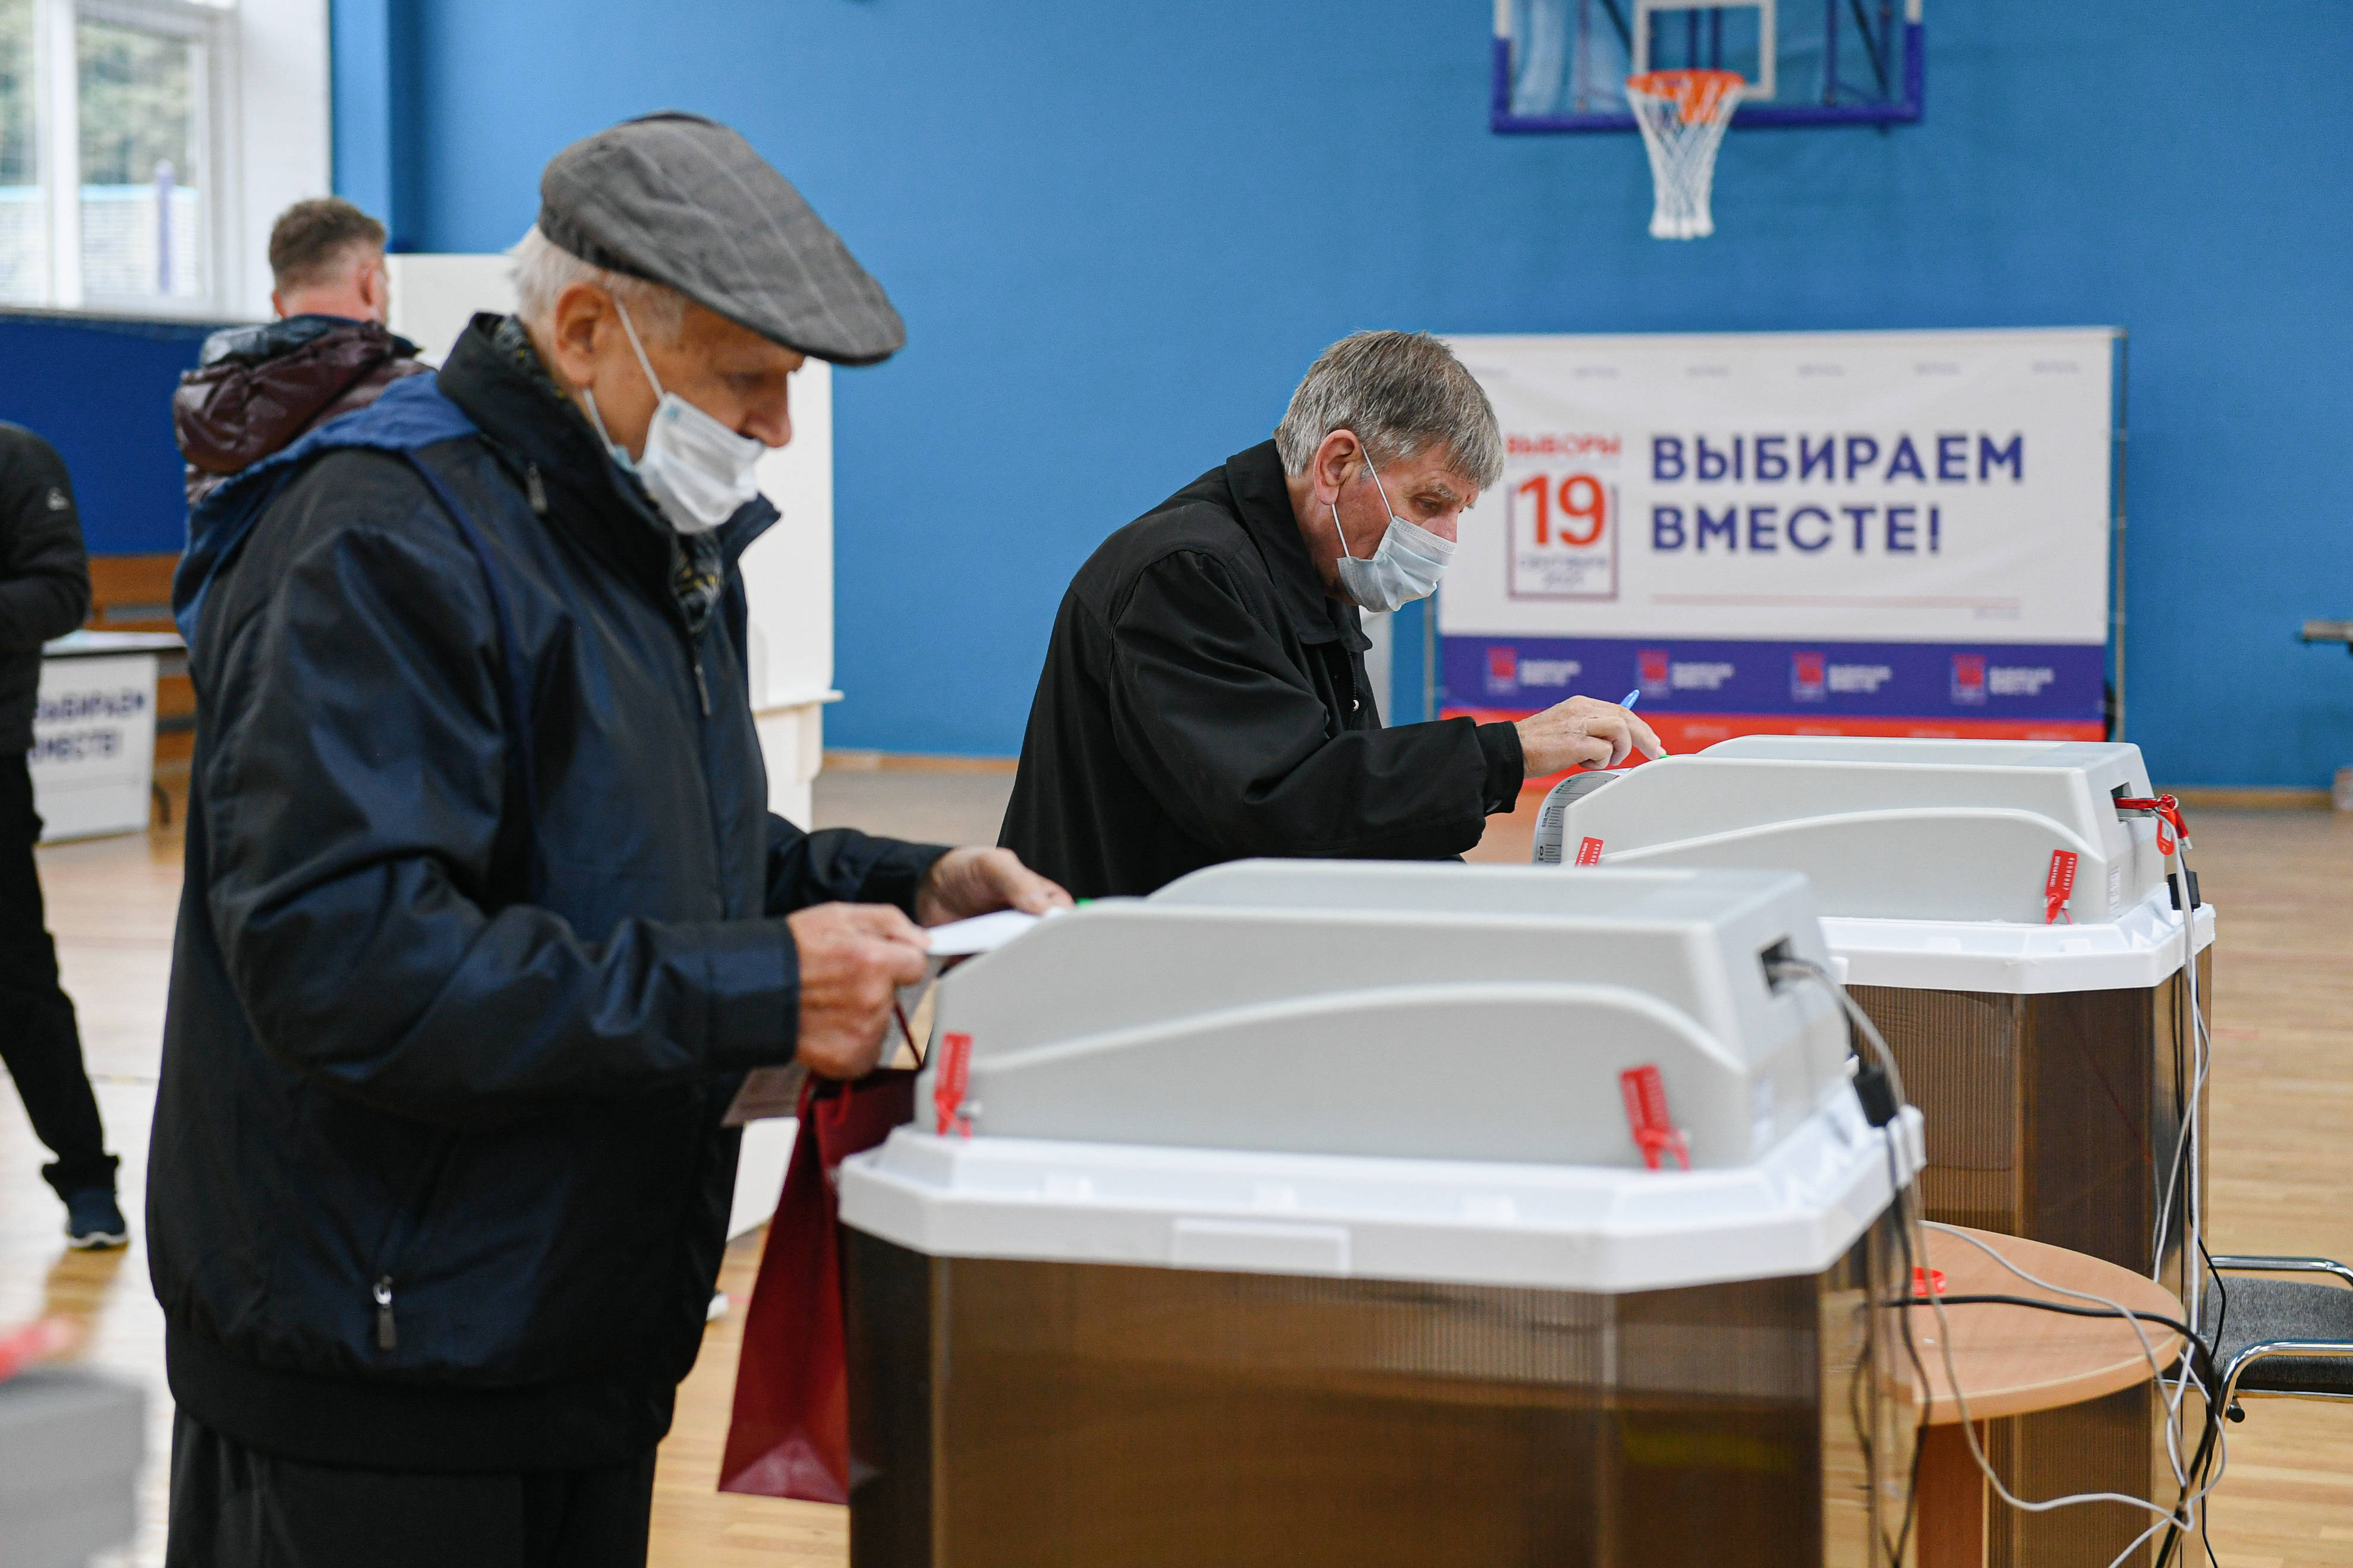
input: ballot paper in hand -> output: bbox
[919,907,1051,958]
[723,907,1057,1125]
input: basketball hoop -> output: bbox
[1624,69,1744,239]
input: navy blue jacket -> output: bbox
[150,315,943,1472]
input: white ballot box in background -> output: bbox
[1529,736,2212,1568]
[385,253,519,366]
[32,632,179,841]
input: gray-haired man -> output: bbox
[1001,330,1662,898]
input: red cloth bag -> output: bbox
[717,1068,915,1501]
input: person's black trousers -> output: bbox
[165,1412,659,1568]
[0,752,114,1197]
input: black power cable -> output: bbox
[1886,1294,2220,1393]
[1882,1167,1932,1565]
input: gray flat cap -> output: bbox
[537,112,905,365]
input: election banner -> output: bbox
[1438,329,2118,760]
[31,650,159,840]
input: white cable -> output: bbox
[1908,1219,2202,1531]
[1926,1220,2193,1495]
[2150,833,2209,1299]
[1769,957,2216,1542]
[2119,826,2216,1547]
[2155,838,2217,1544]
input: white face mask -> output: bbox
[1332,453,1456,612]
[578,301,767,535]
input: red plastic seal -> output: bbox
[1618,1064,1691,1171]
[1576,836,1605,866]
[1911,1266,1948,1297]
[2043,849,2078,925]
[934,1031,974,1137]
[2117,794,2190,855]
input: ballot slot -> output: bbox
[837,858,1920,1566]
[1530,734,2215,1568]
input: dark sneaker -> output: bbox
[64,1188,128,1250]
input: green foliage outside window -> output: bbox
[0,0,34,188]
[78,19,194,190]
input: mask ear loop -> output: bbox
[578,386,619,451]
[609,297,668,400]
[1331,433,1391,564]
[576,297,665,459]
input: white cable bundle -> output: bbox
[1625,69,1744,239]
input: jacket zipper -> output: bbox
[692,657,711,717]
[366,1134,456,1355]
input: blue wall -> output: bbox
[0,312,213,555]
[333,0,2353,786]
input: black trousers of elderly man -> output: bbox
[150,114,1064,1568]
[1001,330,1659,900]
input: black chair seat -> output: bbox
[2204,1277,2353,1397]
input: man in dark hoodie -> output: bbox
[172,197,430,503]
[153,116,1067,1566]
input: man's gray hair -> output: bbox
[509,226,690,341]
[1273,330,1503,491]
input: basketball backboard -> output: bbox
[1492,0,1923,131]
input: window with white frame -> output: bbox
[0,0,238,315]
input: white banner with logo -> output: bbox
[1439,328,2116,747]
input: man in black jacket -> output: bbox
[1001,330,1662,897]
[153,115,1066,1566]
[0,422,127,1249]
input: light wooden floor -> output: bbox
[4,782,2349,1565]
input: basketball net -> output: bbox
[1624,69,1744,239]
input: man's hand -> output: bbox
[915,847,1075,927]
[786,903,930,1080]
[1515,696,1666,775]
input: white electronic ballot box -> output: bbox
[837,861,1919,1568]
[1533,736,2214,1568]
[1536,736,2169,926]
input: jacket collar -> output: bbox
[1223,440,1368,651]
[197,313,419,370]
[434,314,776,590]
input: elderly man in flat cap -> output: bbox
[150,113,1067,1566]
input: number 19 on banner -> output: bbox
[1508,471,1618,602]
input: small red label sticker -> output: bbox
[2156,819,2176,857]
[1576,837,1605,866]
[934,1031,974,1137]
[1618,1064,1691,1171]
[2044,850,2079,924]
